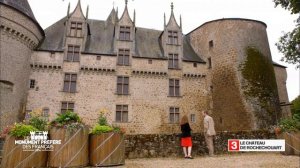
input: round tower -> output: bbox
[188,18,281,131]
[0,0,44,128]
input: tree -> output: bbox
[274,0,300,68]
[291,95,300,120]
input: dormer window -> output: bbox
[168,31,178,45]
[168,53,179,69]
[70,22,82,37]
[119,26,130,41]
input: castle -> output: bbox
[0,0,290,134]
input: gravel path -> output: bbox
[116,153,299,168]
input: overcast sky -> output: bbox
[28,0,299,101]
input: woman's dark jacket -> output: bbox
[181,123,191,138]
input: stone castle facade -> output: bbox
[0,0,290,134]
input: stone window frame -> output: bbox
[61,101,75,113]
[119,26,131,41]
[193,63,197,68]
[25,110,32,120]
[168,30,178,45]
[63,73,77,93]
[29,79,35,89]
[209,40,214,48]
[168,53,179,69]
[42,107,50,119]
[148,59,153,64]
[169,107,180,123]
[117,49,130,66]
[169,78,180,97]
[208,57,212,69]
[66,45,80,62]
[115,105,129,122]
[70,21,83,37]
[190,114,196,123]
[116,76,129,95]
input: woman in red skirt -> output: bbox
[180,115,193,159]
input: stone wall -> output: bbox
[27,50,209,134]
[188,19,281,131]
[273,66,291,117]
[124,130,276,158]
[0,4,43,129]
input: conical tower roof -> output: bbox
[0,0,44,36]
[0,0,36,21]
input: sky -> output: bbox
[28,0,299,101]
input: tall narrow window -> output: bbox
[29,79,35,89]
[25,110,32,120]
[209,40,214,48]
[63,73,77,93]
[190,114,196,123]
[117,76,129,95]
[168,53,179,69]
[116,105,128,122]
[168,31,178,45]
[42,107,49,119]
[66,45,80,62]
[117,49,130,65]
[70,22,82,37]
[119,26,130,40]
[169,107,179,123]
[169,79,180,96]
[61,102,74,113]
[208,57,212,69]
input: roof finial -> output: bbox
[180,14,182,30]
[164,13,166,28]
[171,2,174,11]
[67,2,70,18]
[86,5,89,20]
[125,0,128,6]
[133,9,136,25]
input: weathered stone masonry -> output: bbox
[0,1,290,134]
[0,0,44,128]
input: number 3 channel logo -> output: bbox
[228,139,240,151]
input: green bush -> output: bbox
[52,111,81,126]
[90,124,113,135]
[29,116,48,131]
[10,123,38,138]
[279,117,300,132]
[98,113,108,126]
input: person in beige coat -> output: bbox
[202,111,216,156]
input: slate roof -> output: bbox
[37,17,205,63]
[84,19,116,55]
[134,27,165,59]
[0,0,36,20]
[38,17,66,51]
[0,0,44,36]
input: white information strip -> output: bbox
[228,139,285,152]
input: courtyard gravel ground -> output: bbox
[115,153,299,168]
